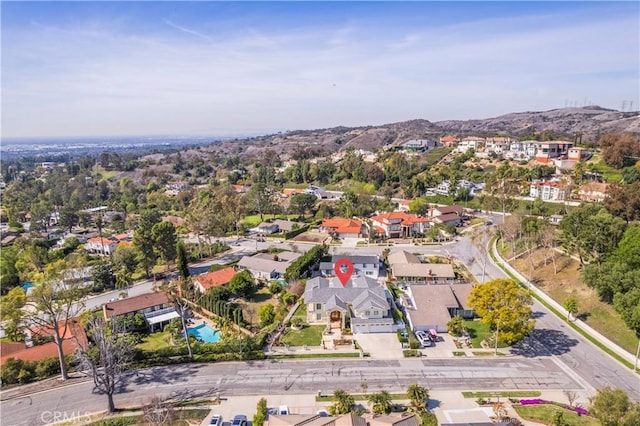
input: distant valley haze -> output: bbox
[1,1,638,138]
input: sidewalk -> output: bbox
[489,238,638,370]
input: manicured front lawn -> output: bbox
[280,325,324,346]
[137,331,174,351]
[464,320,492,348]
[513,404,600,426]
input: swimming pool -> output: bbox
[187,324,221,343]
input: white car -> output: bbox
[210,415,222,426]
[415,331,432,347]
[278,405,290,415]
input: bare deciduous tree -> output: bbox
[564,390,578,407]
[142,396,175,426]
[21,257,87,381]
[75,315,136,413]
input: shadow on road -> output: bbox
[511,328,579,357]
[531,311,546,319]
[118,364,205,393]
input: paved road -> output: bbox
[0,357,584,425]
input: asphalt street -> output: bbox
[0,358,584,426]
[5,212,639,425]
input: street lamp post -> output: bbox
[635,339,640,372]
[494,321,500,356]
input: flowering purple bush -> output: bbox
[519,399,546,405]
[575,406,589,416]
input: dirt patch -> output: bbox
[292,232,330,244]
[509,248,638,354]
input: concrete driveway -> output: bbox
[353,333,405,359]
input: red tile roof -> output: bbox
[0,318,88,366]
[87,237,117,245]
[321,218,363,234]
[194,267,236,291]
[371,212,429,226]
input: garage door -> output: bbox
[353,323,394,333]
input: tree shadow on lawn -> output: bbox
[511,329,579,357]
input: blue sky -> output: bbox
[2,1,639,138]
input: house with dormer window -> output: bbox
[302,275,394,334]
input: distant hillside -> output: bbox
[181,106,640,161]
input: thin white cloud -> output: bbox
[162,18,214,43]
[2,4,638,137]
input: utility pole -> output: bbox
[495,321,500,356]
[635,339,640,372]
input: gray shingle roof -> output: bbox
[303,275,389,312]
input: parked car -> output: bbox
[415,331,432,347]
[232,415,247,426]
[316,410,329,417]
[210,415,222,426]
[278,405,290,414]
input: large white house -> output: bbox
[302,275,394,334]
[319,255,381,279]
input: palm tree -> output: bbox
[407,383,429,412]
[367,390,392,415]
[330,389,354,414]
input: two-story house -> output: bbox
[85,237,118,255]
[370,212,430,239]
[320,218,365,239]
[319,255,381,279]
[302,275,393,334]
[103,292,179,332]
[529,180,571,201]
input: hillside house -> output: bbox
[429,205,465,226]
[402,139,437,152]
[439,135,459,147]
[456,137,485,153]
[85,237,118,255]
[302,275,394,334]
[529,180,571,201]
[535,141,573,163]
[578,182,609,202]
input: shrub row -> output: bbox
[0,357,63,386]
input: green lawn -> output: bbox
[280,325,324,346]
[513,404,600,426]
[462,391,540,398]
[464,320,492,348]
[137,331,174,352]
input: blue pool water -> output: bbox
[187,324,221,343]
